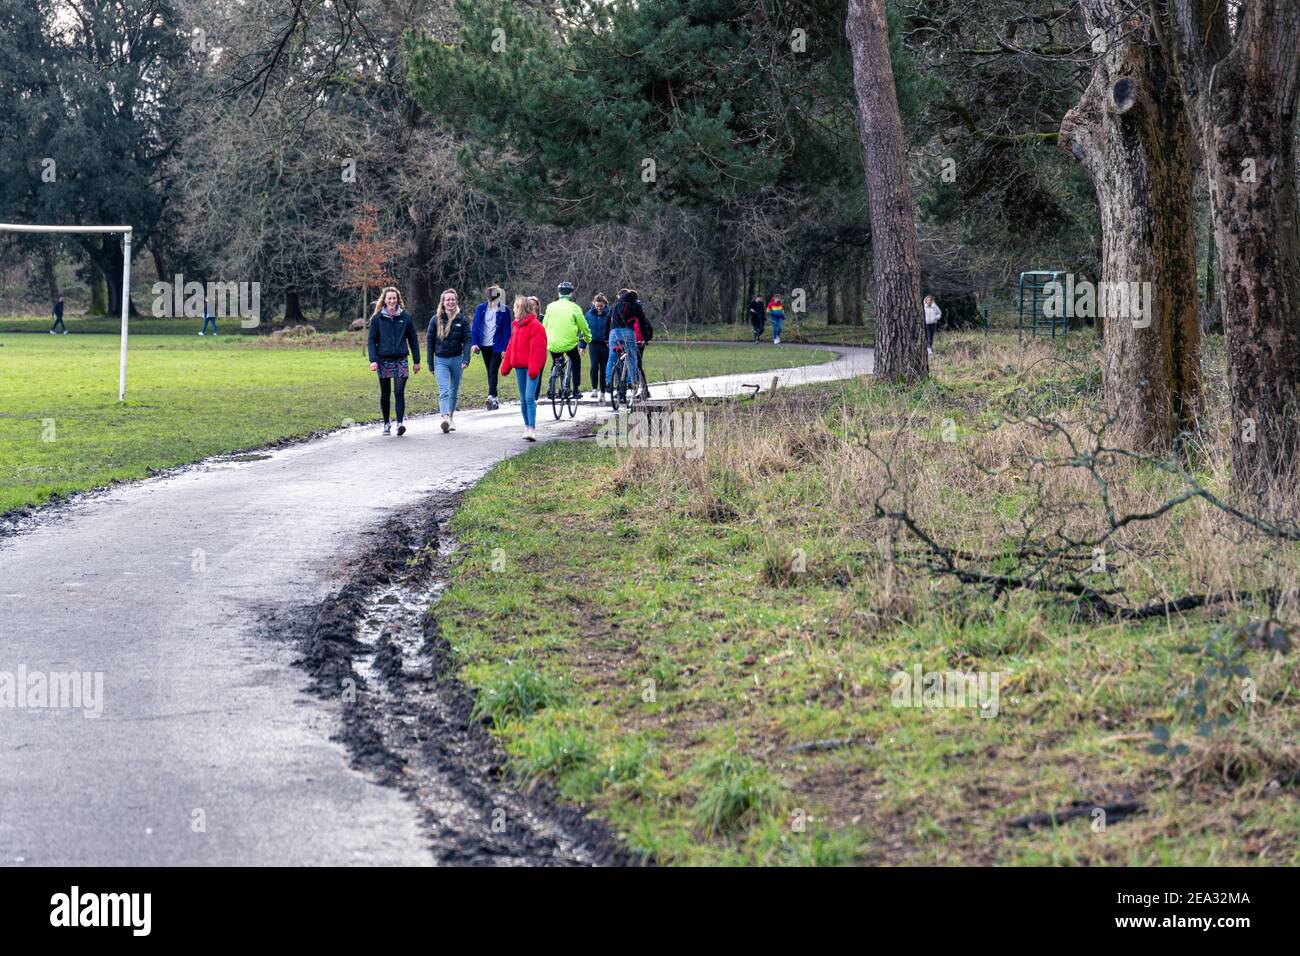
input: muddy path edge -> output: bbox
[259,485,649,866]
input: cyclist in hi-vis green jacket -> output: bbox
[542,282,592,397]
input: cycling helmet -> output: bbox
[557,281,575,296]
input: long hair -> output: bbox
[435,288,459,339]
[527,296,541,316]
[513,295,529,320]
[372,286,404,316]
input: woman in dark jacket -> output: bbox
[428,288,473,433]
[605,288,644,390]
[367,286,421,436]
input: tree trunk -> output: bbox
[80,236,138,318]
[1167,0,1300,495]
[852,255,865,326]
[1059,0,1200,452]
[719,261,739,324]
[284,289,305,325]
[826,261,840,326]
[846,0,926,382]
[86,239,108,315]
[405,221,441,330]
[1200,227,1221,334]
[149,239,166,285]
[40,246,60,302]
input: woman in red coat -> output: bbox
[499,295,549,441]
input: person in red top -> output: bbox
[499,295,548,441]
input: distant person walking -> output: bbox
[50,297,66,334]
[471,284,511,410]
[586,293,611,399]
[747,294,765,343]
[606,288,644,392]
[199,303,218,336]
[499,295,548,441]
[366,286,421,436]
[924,294,942,356]
[542,281,591,399]
[766,294,785,345]
[428,288,473,433]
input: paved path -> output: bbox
[0,344,872,865]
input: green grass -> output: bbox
[434,348,1299,865]
[0,314,265,335]
[0,331,832,515]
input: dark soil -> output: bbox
[262,496,646,867]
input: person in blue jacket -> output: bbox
[470,284,512,410]
[585,292,611,399]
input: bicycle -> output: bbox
[548,352,578,420]
[608,342,637,411]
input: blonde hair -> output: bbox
[372,286,404,316]
[593,292,608,306]
[513,295,529,320]
[527,296,541,315]
[435,288,459,339]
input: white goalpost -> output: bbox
[1,222,134,401]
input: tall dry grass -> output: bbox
[612,333,1300,622]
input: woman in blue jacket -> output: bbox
[470,284,512,410]
[366,287,421,436]
[585,292,611,399]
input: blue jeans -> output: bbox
[201,316,218,334]
[434,355,464,414]
[515,368,539,427]
[770,313,783,340]
[606,329,639,385]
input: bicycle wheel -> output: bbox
[610,358,622,411]
[615,358,629,408]
[566,362,578,417]
[550,362,563,420]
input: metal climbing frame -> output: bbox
[1018,270,1071,340]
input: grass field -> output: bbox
[0,329,833,515]
[435,332,1299,865]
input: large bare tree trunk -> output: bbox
[1167,0,1300,495]
[405,214,441,329]
[846,0,926,382]
[826,261,840,326]
[40,246,60,302]
[283,289,305,324]
[1059,1,1200,452]
[80,236,138,318]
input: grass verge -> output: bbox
[435,332,1300,865]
